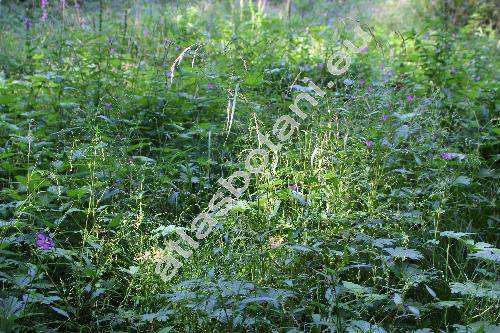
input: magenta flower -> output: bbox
[406,95,415,102]
[41,0,48,22]
[440,153,463,160]
[36,233,55,250]
[440,153,453,160]
[359,46,369,53]
[364,140,375,147]
[473,76,481,81]
[288,184,300,192]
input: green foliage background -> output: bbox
[0,0,498,332]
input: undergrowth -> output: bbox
[0,0,498,332]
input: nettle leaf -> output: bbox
[425,285,437,298]
[347,320,386,333]
[372,238,395,248]
[453,175,471,186]
[91,288,106,299]
[454,322,500,333]
[469,250,500,263]
[290,191,306,206]
[394,125,410,144]
[342,281,371,295]
[450,282,500,299]
[288,244,316,253]
[432,301,463,309]
[131,155,156,164]
[407,305,420,317]
[0,296,25,319]
[461,242,500,263]
[385,247,423,260]
[392,293,403,305]
[158,328,174,333]
[393,112,417,121]
[140,309,174,322]
[120,266,139,275]
[440,231,474,239]
[51,306,69,318]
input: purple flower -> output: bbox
[207,83,216,89]
[143,29,149,37]
[386,256,395,266]
[41,0,48,22]
[288,184,300,192]
[381,114,389,121]
[36,233,55,250]
[359,79,365,86]
[24,18,32,31]
[364,140,375,147]
[440,153,453,160]
[440,152,463,160]
[406,95,415,102]
[103,102,112,107]
[473,76,481,81]
[359,46,369,53]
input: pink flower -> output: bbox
[440,153,462,160]
[440,153,453,160]
[364,140,375,147]
[36,233,55,250]
[406,95,415,102]
[41,0,48,22]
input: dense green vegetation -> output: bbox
[0,0,498,332]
